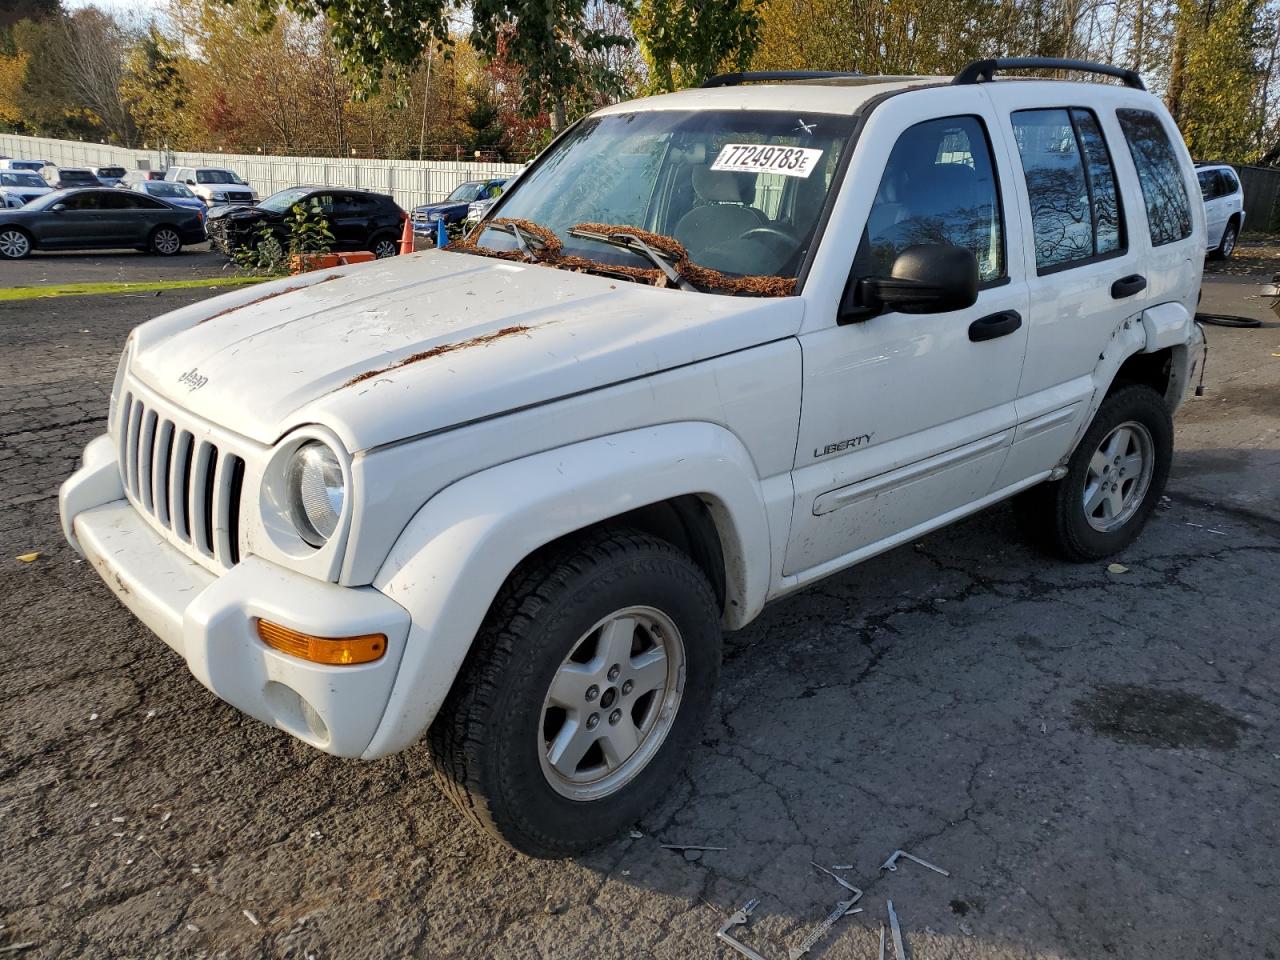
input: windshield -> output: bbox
[1,173,45,188]
[61,170,97,181]
[197,169,244,184]
[97,167,126,178]
[472,110,855,289]
[24,191,69,211]
[146,181,195,199]
[10,161,43,171]
[445,181,487,203]
[258,187,312,213]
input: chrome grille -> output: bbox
[117,391,246,570]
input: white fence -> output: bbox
[0,133,526,210]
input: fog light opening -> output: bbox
[301,699,329,742]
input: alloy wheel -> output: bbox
[1083,420,1154,532]
[374,238,398,258]
[153,228,180,255]
[538,605,686,801]
[0,229,30,259]
[1222,226,1236,257]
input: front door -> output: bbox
[38,192,105,247]
[786,94,1031,578]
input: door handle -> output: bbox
[1111,274,1147,299]
[968,310,1022,342]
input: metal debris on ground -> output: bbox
[879,849,950,877]
[716,899,770,960]
[787,862,865,958]
[242,909,260,926]
[660,844,726,851]
[878,923,886,960]
[887,900,906,960]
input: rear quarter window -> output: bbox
[1116,109,1192,246]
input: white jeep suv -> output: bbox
[62,58,1205,857]
[1195,162,1245,258]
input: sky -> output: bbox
[64,0,165,16]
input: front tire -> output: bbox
[1016,384,1172,561]
[149,226,182,256]
[429,528,722,858]
[0,227,32,259]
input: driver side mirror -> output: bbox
[185,178,196,185]
[51,203,66,212]
[840,243,979,322]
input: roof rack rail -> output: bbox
[953,57,1145,91]
[701,70,864,88]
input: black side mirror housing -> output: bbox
[840,243,980,322]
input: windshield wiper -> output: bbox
[483,221,546,261]
[568,227,701,292]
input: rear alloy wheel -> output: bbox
[429,527,721,858]
[372,234,399,258]
[1217,222,1238,259]
[150,227,182,256]
[1015,384,1171,561]
[0,227,32,260]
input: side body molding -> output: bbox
[361,422,773,759]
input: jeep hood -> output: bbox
[128,250,804,451]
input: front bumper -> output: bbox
[60,435,411,758]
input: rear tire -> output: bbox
[0,227,32,259]
[1213,220,1238,259]
[149,226,182,256]
[428,527,722,858]
[1015,384,1171,561]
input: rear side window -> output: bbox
[1216,168,1239,197]
[1116,109,1192,246]
[1011,108,1124,272]
[858,115,1006,284]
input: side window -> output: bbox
[1197,170,1215,200]
[62,193,97,210]
[1116,108,1192,246]
[859,115,1005,284]
[1011,107,1125,272]
[99,192,139,209]
[1217,169,1239,197]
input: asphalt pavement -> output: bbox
[0,244,1277,959]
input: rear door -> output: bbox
[331,193,375,249]
[787,89,1031,576]
[983,88,1152,486]
[1197,169,1225,246]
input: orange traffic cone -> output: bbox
[398,215,414,255]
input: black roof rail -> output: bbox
[701,70,864,88]
[953,57,1145,91]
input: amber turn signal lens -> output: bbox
[255,619,386,665]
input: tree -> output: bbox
[632,0,763,92]
[0,52,27,127]
[0,0,59,31]
[120,27,189,147]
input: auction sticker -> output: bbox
[710,143,824,178]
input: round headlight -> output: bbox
[286,442,345,547]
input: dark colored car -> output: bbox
[207,186,406,259]
[410,179,506,234]
[50,167,103,190]
[0,188,206,259]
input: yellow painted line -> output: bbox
[0,274,271,302]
